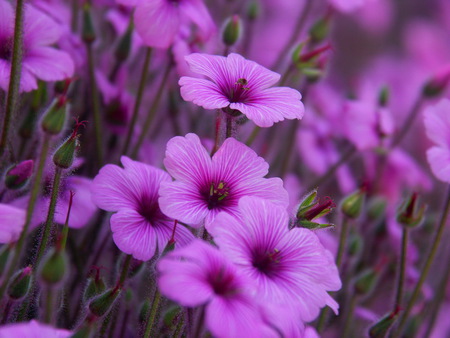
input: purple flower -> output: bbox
[92,156,194,261]
[134,0,215,49]
[209,196,341,322]
[157,239,274,337]
[0,204,25,243]
[423,98,450,182]
[0,320,71,337]
[179,53,305,127]
[159,133,289,228]
[0,0,74,92]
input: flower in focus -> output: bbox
[92,156,194,260]
[0,0,74,92]
[159,133,289,228]
[209,196,341,322]
[0,204,25,243]
[179,53,305,127]
[157,239,274,337]
[133,0,215,48]
[0,320,71,337]
[423,98,450,182]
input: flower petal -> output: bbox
[24,47,74,82]
[0,204,25,243]
[179,77,229,109]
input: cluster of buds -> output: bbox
[294,189,336,229]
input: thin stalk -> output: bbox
[173,312,185,337]
[35,167,63,267]
[306,147,356,192]
[0,135,51,299]
[1,299,12,324]
[121,47,152,157]
[86,43,104,166]
[44,287,54,324]
[394,227,409,308]
[210,111,221,156]
[131,60,172,158]
[193,306,206,338]
[279,119,299,178]
[272,0,314,71]
[117,254,132,287]
[245,125,260,146]
[342,295,357,337]
[0,0,25,156]
[390,96,423,149]
[71,0,80,32]
[143,289,162,338]
[394,187,450,337]
[225,115,233,139]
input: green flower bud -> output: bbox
[53,120,85,169]
[41,98,68,136]
[348,232,363,257]
[5,160,34,190]
[84,275,107,302]
[82,3,96,44]
[247,0,260,21]
[139,299,150,323]
[89,286,122,318]
[378,86,390,107]
[354,269,378,296]
[0,245,12,276]
[294,189,335,229]
[422,68,450,98]
[115,23,133,62]
[397,192,426,228]
[40,249,68,285]
[368,307,400,338]
[341,187,366,219]
[309,17,330,44]
[163,306,182,327]
[223,15,242,47]
[367,196,387,221]
[8,266,33,300]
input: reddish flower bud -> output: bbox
[5,159,34,190]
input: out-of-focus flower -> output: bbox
[209,196,341,322]
[0,204,25,243]
[179,53,304,127]
[0,0,74,92]
[133,0,215,48]
[159,133,288,228]
[0,320,71,337]
[92,156,194,261]
[157,240,274,337]
[423,99,450,182]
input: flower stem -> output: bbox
[0,0,25,156]
[245,125,260,146]
[393,186,450,337]
[342,295,357,337]
[122,47,153,157]
[143,288,161,338]
[71,0,80,32]
[225,115,233,139]
[394,227,408,309]
[279,119,299,178]
[44,287,54,324]
[0,135,50,299]
[131,58,172,159]
[193,306,206,338]
[35,167,63,267]
[117,254,132,287]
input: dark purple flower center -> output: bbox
[228,78,250,103]
[203,181,231,210]
[209,267,237,296]
[252,249,282,276]
[137,194,167,225]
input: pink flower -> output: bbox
[0,320,71,337]
[423,98,450,182]
[157,239,274,337]
[0,204,25,243]
[159,133,289,228]
[209,196,341,322]
[0,0,74,92]
[179,53,305,127]
[134,0,215,48]
[92,156,194,261]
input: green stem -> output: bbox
[131,60,172,159]
[394,187,450,337]
[86,43,104,167]
[395,227,408,309]
[71,0,79,32]
[245,125,261,146]
[342,295,357,337]
[0,0,25,156]
[143,289,162,338]
[45,287,54,324]
[117,254,132,287]
[279,119,299,178]
[0,135,50,299]
[35,167,63,267]
[121,47,152,157]
[173,312,185,337]
[225,114,233,139]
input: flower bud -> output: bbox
[53,120,85,169]
[348,232,363,257]
[89,286,122,318]
[341,187,366,219]
[309,17,330,44]
[354,268,378,296]
[40,248,68,285]
[5,160,34,190]
[84,275,107,302]
[7,266,33,300]
[139,299,150,323]
[397,192,426,228]
[368,307,400,338]
[115,23,133,62]
[367,196,386,221]
[295,190,335,229]
[378,86,390,107]
[223,15,242,47]
[247,0,260,21]
[422,66,450,98]
[40,98,68,136]
[163,306,182,327]
[82,3,96,44]
[0,245,12,276]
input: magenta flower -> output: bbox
[209,196,341,322]
[423,98,450,182]
[0,0,74,92]
[134,0,215,49]
[92,156,194,261]
[0,204,25,243]
[179,53,305,127]
[0,320,71,337]
[159,133,289,228]
[157,239,274,337]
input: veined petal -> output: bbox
[24,4,61,47]
[427,146,450,183]
[0,204,25,243]
[24,47,74,82]
[179,77,229,109]
[179,0,215,41]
